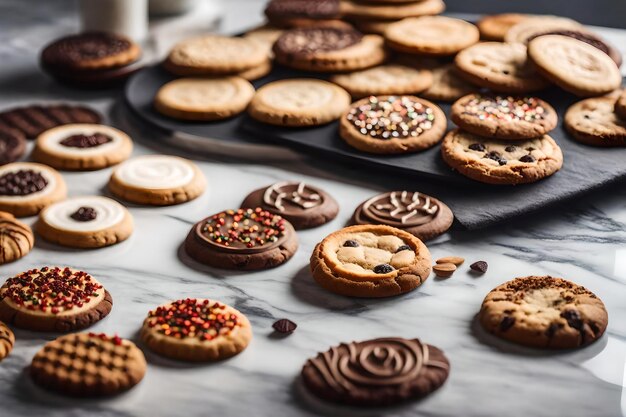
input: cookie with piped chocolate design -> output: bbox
[185,208,298,270]
[310,224,431,298]
[241,182,339,229]
[0,321,14,362]
[479,276,608,349]
[0,104,102,139]
[0,127,26,165]
[0,211,34,264]
[301,337,450,406]
[352,191,453,241]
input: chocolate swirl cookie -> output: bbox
[0,128,26,165]
[301,337,450,406]
[0,211,34,264]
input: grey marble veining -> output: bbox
[1,1,626,416]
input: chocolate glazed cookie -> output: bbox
[353,191,453,241]
[241,182,339,229]
[0,128,26,165]
[185,208,298,270]
[301,337,450,406]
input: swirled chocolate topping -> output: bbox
[265,0,340,20]
[42,32,132,68]
[60,133,113,148]
[274,27,363,57]
[263,182,322,214]
[361,191,439,227]
[0,169,48,196]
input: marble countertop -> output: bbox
[1,1,626,416]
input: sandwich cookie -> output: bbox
[109,155,206,206]
[310,224,431,298]
[330,65,433,99]
[0,162,67,217]
[185,208,298,270]
[477,13,529,41]
[0,322,13,362]
[141,298,252,362]
[0,211,34,264]
[565,97,626,147]
[33,124,133,170]
[0,266,112,332]
[0,128,26,165]
[36,196,133,248]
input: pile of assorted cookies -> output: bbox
[0,0,620,409]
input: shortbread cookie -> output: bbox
[155,77,255,121]
[265,0,341,27]
[477,13,529,41]
[301,337,449,406]
[141,298,252,362]
[330,65,433,98]
[0,211,34,264]
[340,0,445,21]
[0,162,67,217]
[451,94,558,140]
[340,95,447,154]
[0,104,102,139]
[0,267,112,332]
[164,35,268,76]
[273,28,386,72]
[479,276,608,349]
[31,333,146,396]
[565,97,626,147]
[504,16,583,44]
[528,35,621,97]
[241,182,339,229]
[615,90,626,120]
[0,321,13,362]
[33,124,133,170]
[109,155,206,206]
[36,196,133,248]
[421,64,477,102]
[441,129,563,185]
[249,79,351,126]
[310,224,431,298]
[455,42,550,94]
[385,16,479,56]
[244,25,284,53]
[0,128,26,165]
[353,20,392,36]
[352,191,453,241]
[238,59,272,81]
[185,208,298,270]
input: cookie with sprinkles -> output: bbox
[451,94,558,140]
[339,95,446,154]
[184,208,298,270]
[0,267,112,332]
[141,298,252,362]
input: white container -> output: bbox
[79,0,148,41]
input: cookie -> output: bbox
[0,321,14,362]
[36,196,133,248]
[0,211,34,264]
[30,332,146,397]
[421,64,477,102]
[385,16,479,56]
[244,24,284,53]
[0,127,26,165]
[615,90,626,120]
[451,94,558,140]
[109,155,206,206]
[265,0,341,27]
[330,65,433,98]
[237,59,272,81]
[528,35,621,96]
[273,27,386,72]
[184,208,298,270]
[0,267,112,332]
[0,104,102,139]
[339,95,447,154]
[441,129,563,185]
[340,0,445,21]
[155,77,255,121]
[0,162,67,217]
[455,42,550,94]
[479,276,608,349]
[353,20,392,36]
[565,97,626,147]
[352,191,453,241]
[310,224,431,298]
[164,35,268,76]
[241,182,339,229]
[504,16,583,44]
[141,298,252,362]
[301,337,449,406]
[33,124,133,170]
[248,79,351,126]
[477,13,529,41]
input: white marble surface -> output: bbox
[1,1,626,416]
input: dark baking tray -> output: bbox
[124,64,626,229]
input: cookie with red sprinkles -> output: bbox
[0,266,112,332]
[140,298,252,362]
[184,207,298,270]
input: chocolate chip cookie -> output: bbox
[479,276,608,349]
[441,129,563,185]
[0,128,26,165]
[0,211,34,264]
[330,65,433,99]
[0,104,102,139]
[310,224,431,298]
[565,97,626,146]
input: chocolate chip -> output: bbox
[272,318,297,334]
[343,240,359,247]
[470,261,488,273]
[396,245,411,253]
[499,316,515,331]
[0,169,48,196]
[546,322,562,338]
[373,264,394,274]
[505,145,517,152]
[70,206,97,222]
[519,155,536,163]
[469,143,485,151]
[561,309,583,330]
[486,151,507,165]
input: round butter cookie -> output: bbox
[340,0,445,21]
[0,211,34,264]
[615,90,626,120]
[330,65,433,98]
[477,13,529,41]
[421,64,477,102]
[504,16,583,44]
[565,97,626,147]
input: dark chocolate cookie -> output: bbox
[274,26,362,58]
[0,127,26,165]
[184,208,298,270]
[0,104,102,139]
[241,182,339,229]
[352,191,453,241]
[265,0,341,24]
[301,337,450,406]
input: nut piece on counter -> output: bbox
[436,256,465,266]
[433,263,457,278]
